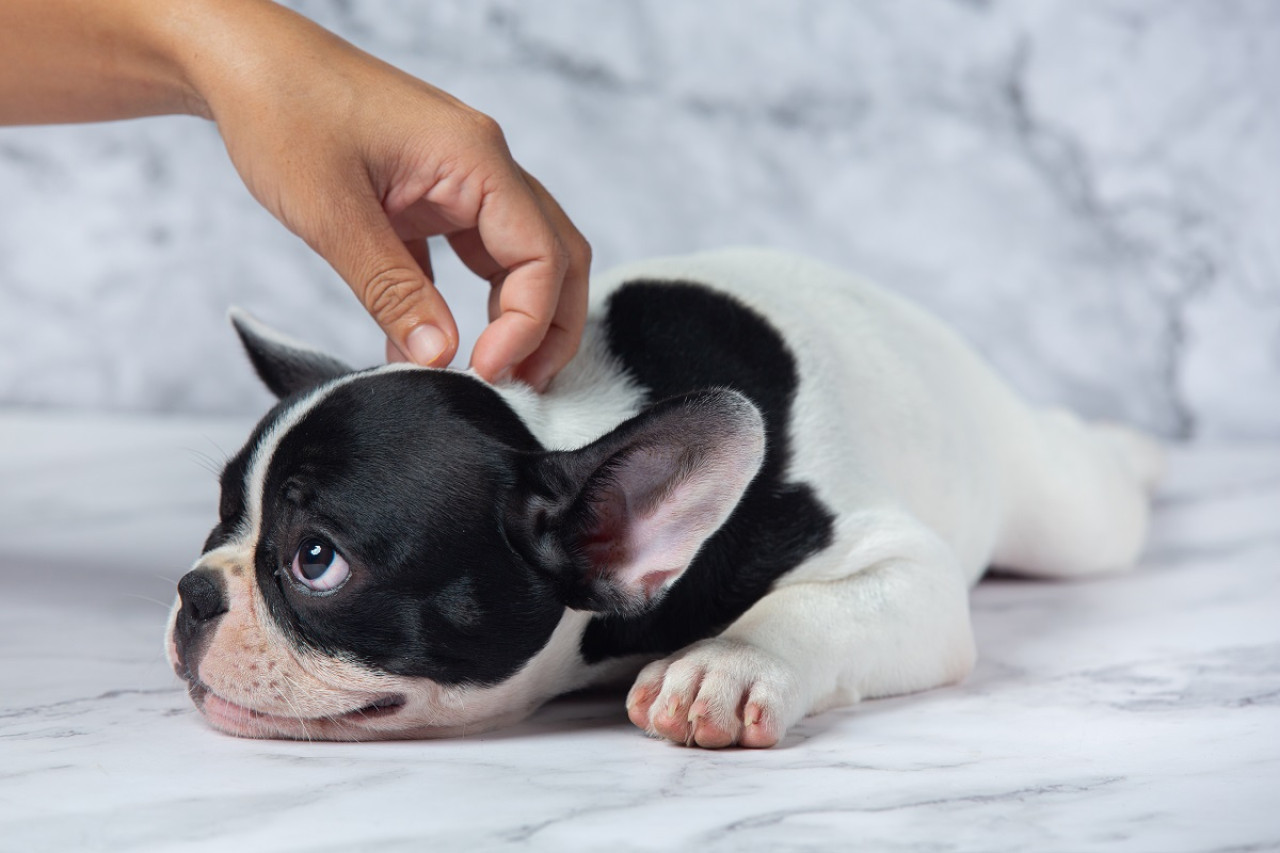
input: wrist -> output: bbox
[138,0,273,121]
[149,0,351,125]
[111,0,209,119]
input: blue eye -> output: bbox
[291,538,350,592]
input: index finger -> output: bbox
[467,168,570,383]
[509,169,591,390]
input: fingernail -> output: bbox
[406,325,448,366]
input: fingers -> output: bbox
[466,165,591,390]
[464,173,565,384]
[312,189,459,369]
[511,170,591,390]
[403,236,435,283]
[383,240,431,364]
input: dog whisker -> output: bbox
[183,447,224,477]
[126,593,176,610]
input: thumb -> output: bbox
[313,194,459,368]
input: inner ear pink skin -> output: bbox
[584,405,766,607]
[609,470,748,603]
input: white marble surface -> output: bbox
[2,1,1279,439]
[0,411,1277,851]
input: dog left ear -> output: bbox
[508,389,766,614]
[229,308,354,399]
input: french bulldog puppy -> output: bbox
[166,249,1162,748]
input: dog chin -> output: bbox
[186,681,534,742]
[187,681,408,741]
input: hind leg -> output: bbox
[994,409,1164,579]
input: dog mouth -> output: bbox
[187,681,407,738]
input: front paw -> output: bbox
[625,638,799,749]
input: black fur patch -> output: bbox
[242,371,565,686]
[579,280,837,663]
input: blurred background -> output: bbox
[0,0,1276,439]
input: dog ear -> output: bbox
[229,308,354,399]
[509,389,766,614]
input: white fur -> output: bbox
[490,320,646,450]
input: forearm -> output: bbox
[0,0,189,123]
[0,0,338,126]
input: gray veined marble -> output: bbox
[0,408,1277,850]
[1,1,1279,439]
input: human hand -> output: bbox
[181,1,591,389]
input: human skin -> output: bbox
[0,0,590,389]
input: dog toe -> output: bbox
[688,697,739,748]
[738,699,783,748]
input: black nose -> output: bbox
[177,568,228,623]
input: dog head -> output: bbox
[165,311,766,740]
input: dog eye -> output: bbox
[291,538,350,592]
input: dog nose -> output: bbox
[177,568,229,623]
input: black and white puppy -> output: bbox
[166,249,1162,748]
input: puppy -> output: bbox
[166,249,1162,748]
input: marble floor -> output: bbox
[0,410,1276,852]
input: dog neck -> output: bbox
[487,326,647,452]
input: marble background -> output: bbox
[1,0,1278,440]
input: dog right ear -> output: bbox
[507,389,767,615]
[229,308,354,399]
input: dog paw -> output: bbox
[625,638,799,749]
